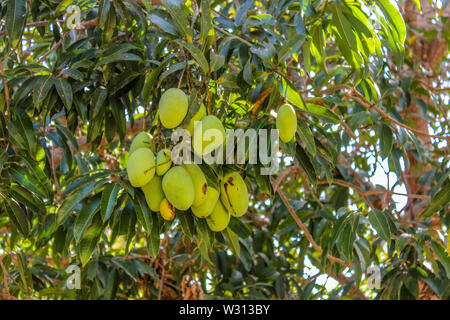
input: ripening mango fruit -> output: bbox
[159,88,188,129]
[129,132,153,154]
[141,175,164,212]
[276,104,297,143]
[162,166,194,211]
[182,162,207,207]
[186,103,207,136]
[193,115,226,156]
[220,171,249,217]
[191,186,219,218]
[206,200,230,232]
[156,149,172,176]
[159,198,175,221]
[126,148,156,187]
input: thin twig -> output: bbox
[273,180,350,267]
[321,85,449,141]
[0,255,10,295]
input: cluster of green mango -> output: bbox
[125,88,249,232]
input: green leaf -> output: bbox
[6,0,27,45]
[73,196,102,242]
[9,184,45,215]
[54,78,73,109]
[57,179,107,226]
[19,156,53,199]
[78,213,105,266]
[33,76,53,109]
[296,119,316,156]
[178,211,195,239]
[379,123,393,159]
[280,77,306,110]
[16,251,33,292]
[132,190,153,233]
[375,0,406,44]
[329,211,351,249]
[55,0,73,13]
[295,143,317,185]
[278,34,306,63]
[147,217,160,258]
[101,183,121,221]
[55,120,79,150]
[175,40,209,74]
[149,12,179,36]
[98,53,142,65]
[224,228,240,257]
[368,209,392,243]
[304,103,340,123]
[419,182,450,218]
[200,0,212,49]
[157,62,186,86]
[4,198,30,236]
[161,0,193,42]
[429,240,450,278]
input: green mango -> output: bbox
[191,186,219,218]
[186,103,207,136]
[220,171,249,217]
[159,88,188,129]
[156,149,172,176]
[183,162,207,207]
[129,132,153,154]
[276,104,297,143]
[193,115,226,156]
[126,148,156,187]
[141,175,164,212]
[162,166,194,211]
[206,200,230,232]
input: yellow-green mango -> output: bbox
[159,88,188,129]
[182,162,207,207]
[159,198,175,221]
[220,171,249,217]
[141,175,164,212]
[129,132,154,154]
[126,148,156,187]
[193,115,226,156]
[206,200,230,232]
[156,149,172,176]
[186,103,207,136]
[191,186,219,218]
[161,166,194,211]
[276,104,297,143]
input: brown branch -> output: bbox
[272,179,350,268]
[317,179,375,210]
[0,255,11,295]
[320,85,449,141]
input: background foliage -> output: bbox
[0,0,449,300]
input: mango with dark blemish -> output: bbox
[220,171,249,217]
[183,162,208,207]
[191,186,219,218]
[159,198,175,220]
